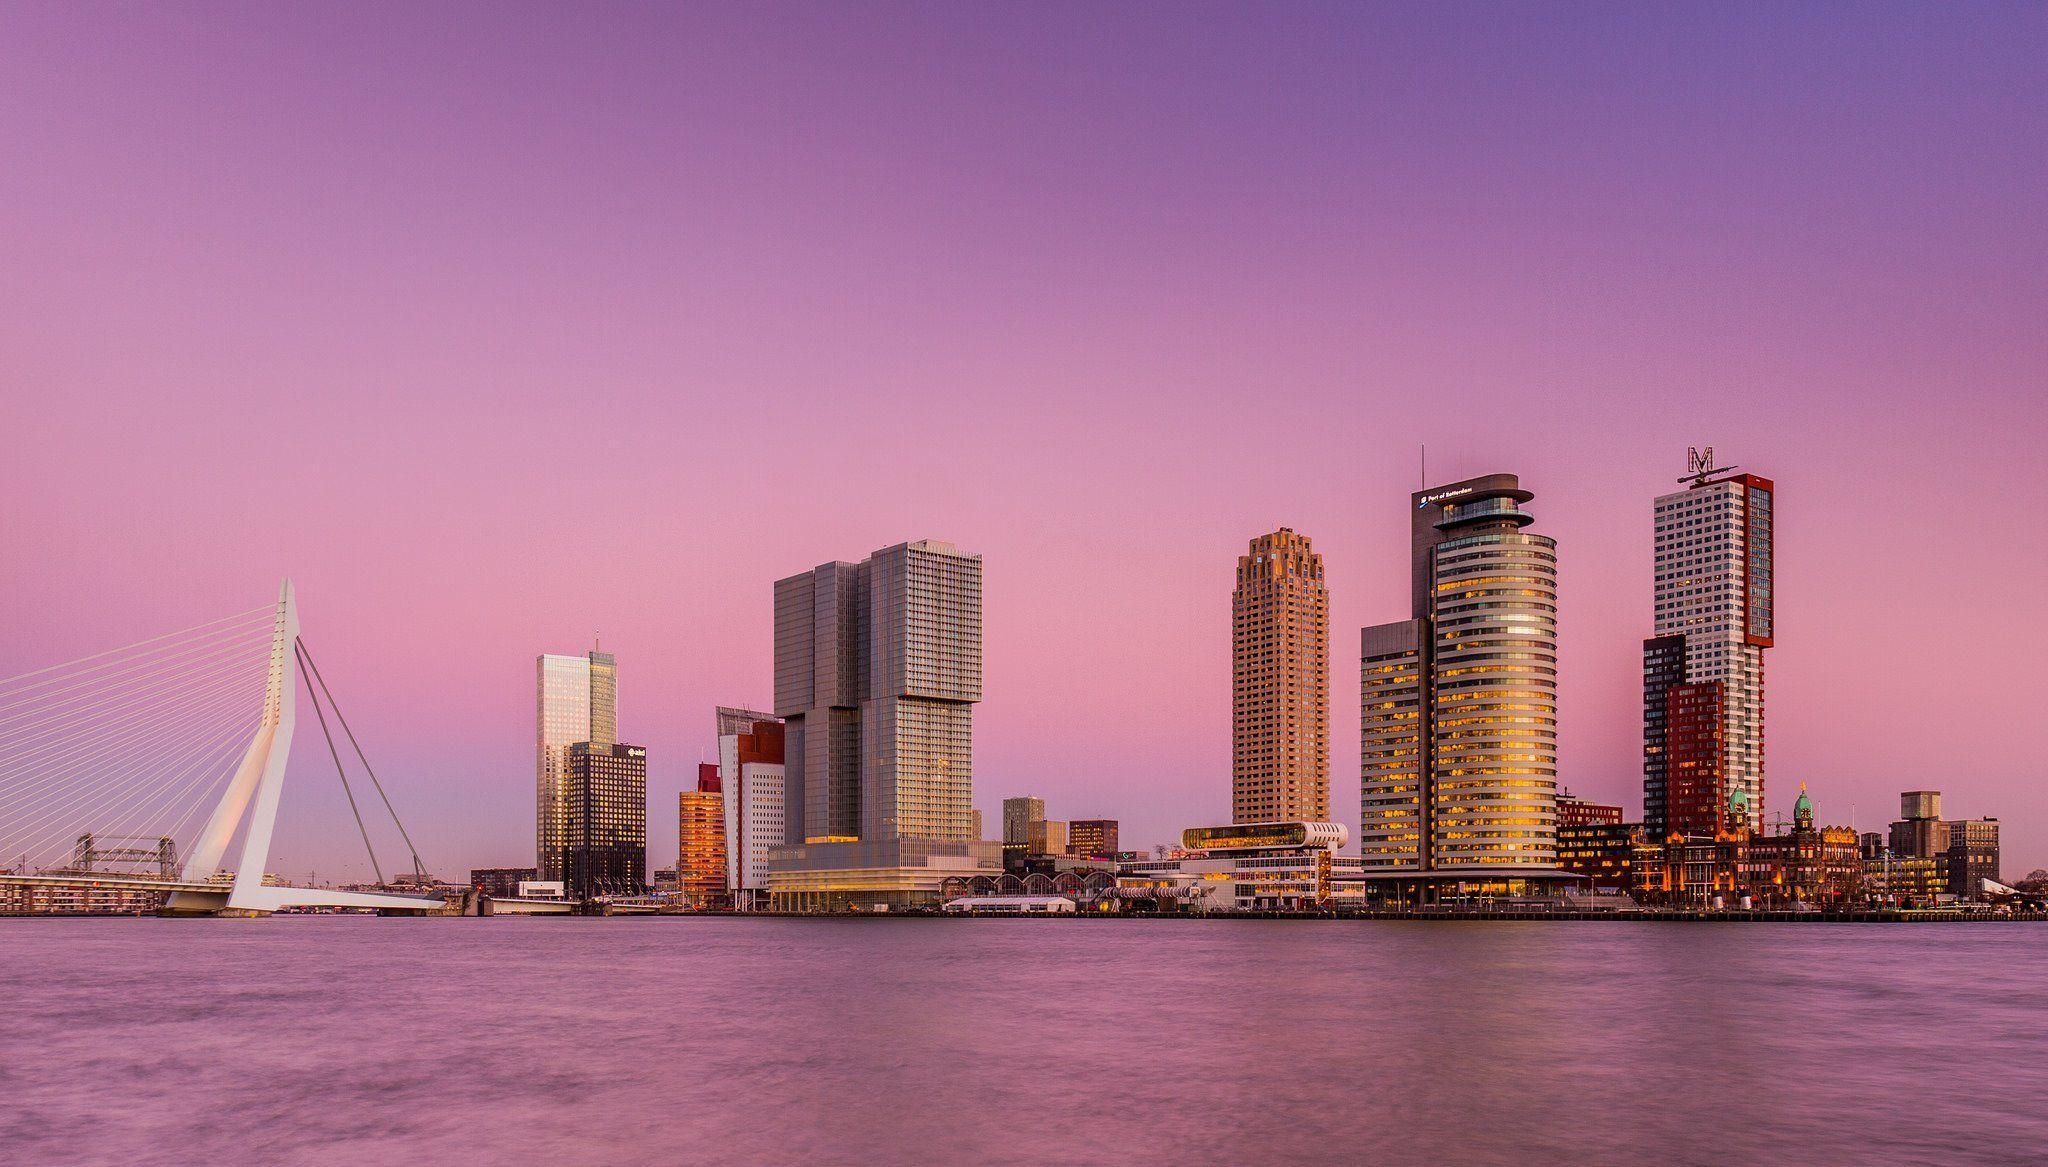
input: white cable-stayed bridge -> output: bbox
[0,581,447,915]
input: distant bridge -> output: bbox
[0,582,445,915]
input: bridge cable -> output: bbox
[295,640,384,886]
[296,638,428,882]
[0,604,271,692]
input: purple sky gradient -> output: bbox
[3,3,2044,879]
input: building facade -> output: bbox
[769,540,994,908]
[1633,789,1857,907]
[1115,822,1360,913]
[1232,528,1330,823]
[1069,819,1120,859]
[1556,790,1624,828]
[1644,456,1774,836]
[469,867,537,899]
[561,741,646,899]
[1359,474,1560,875]
[1882,790,2002,900]
[1944,818,2001,898]
[717,708,785,909]
[1556,822,1644,891]
[1002,796,1045,846]
[678,763,727,909]
[536,647,617,881]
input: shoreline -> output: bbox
[7,909,2046,923]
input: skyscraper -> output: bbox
[1232,528,1329,823]
[1643,452,1773,837]
[774,540,982,844]
[563,740,646,898]
[536,646,616,881]
[1360,474,1559,874]
[767,540,996,910]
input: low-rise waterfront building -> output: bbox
[1556,822,1645,891]
[1633,787,1859,907]
[766,837,1002,912]
[469,867,539,899]
[1113,822,1360,913]
[1862,854,1950,905]
[0,879,165,915]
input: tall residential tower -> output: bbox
[1359,474,1559,874]
[1232,528,1329,823]
[1643,451,1773,837]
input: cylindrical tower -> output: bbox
[1425,487,1558,869]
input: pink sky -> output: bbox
[2,3,2044,879]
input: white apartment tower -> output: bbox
[1644,451,1775,835]
[716,706,785,909]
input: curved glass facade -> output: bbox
[1427,530,1558,868]
[1361,474,1559,872]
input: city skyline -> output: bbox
[2,5,2043,880]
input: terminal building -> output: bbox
[1113,822,1361,913]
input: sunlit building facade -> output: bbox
[536,647,617,880]
[1360,474,1559,874]
[678,764,727,909]
[1644,457,1774,836]
[1232,528,1330,823]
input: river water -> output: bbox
[2,918,2044,1166]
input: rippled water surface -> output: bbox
[3,918,2045,1166]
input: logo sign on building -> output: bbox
[1417,486,1474,508]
